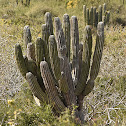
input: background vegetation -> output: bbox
[0,0,126,125]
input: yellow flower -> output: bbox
[7,111,9,114]
[8,121,14,125]
[18,109,22,111]
[67,0,73,6]
[67,5,72,9]
[7,99,15,105]
[73,3,77,8]
[14,110,17,115]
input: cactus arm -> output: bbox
[83,5,86,26]
[49,35,60,81]
[59,71,71,107]
[78,43,83,80]
[90,22,104,80]
[70,16,79,84]
[106,11,110,24]
[26,72,47,103]
[82,79,94,96]
[27,59,37,76]
[15,43,28,78]
[27,43,35,61]
[42,24,48,44]
[103,3,106,15]
[98,5,102,22]
[93,7,96,28]
[45,12,53,36]
[89,7,93,26]
[24,25,31,48]
[96,11,98,27]
[63,14,70,61]
[40,61,65,112]
[75,25,92,96]
[42,24,51,69]
[35,37,44,67]
[42,24,48,54]
[24,57,45,92]
[86,8,90,25]
[54,17,62,42]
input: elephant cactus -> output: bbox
[15,12,104,122]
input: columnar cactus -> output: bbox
[15,11,105,122]
[83,3,110,27]
[16,0,30,6]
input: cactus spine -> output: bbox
[15,10,105,122]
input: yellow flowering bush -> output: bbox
[66,0,80,9]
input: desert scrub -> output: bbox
[83,75,126,125]
[0,86,80,126]
[66,0,80,9]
